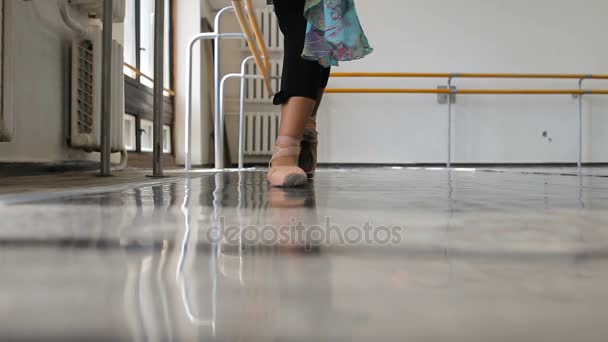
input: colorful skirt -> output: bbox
[302,0,373,67]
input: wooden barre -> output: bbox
[330,72,608,80]
[232,0,273,94]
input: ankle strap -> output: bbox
[270,145,301,165]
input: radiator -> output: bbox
[244,112,280,156]
[245,59,282,103]
[241,5,283,157]
[242,7,283,52]
[70,26,124,152]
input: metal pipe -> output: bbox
[239,56,256,169]
[219,72,266,169]
[184,22,244,171]
[447,77,453,169]
[185,32,218,171]
[214,6,236,170]
[214,35,222,169]
[184,37,196,171]
[152,0,165,177]
[99,0,114,176]
[219,73,241,170]
[578,78,586,170]
[218,65,265,170]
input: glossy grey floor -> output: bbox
[1,168,608,341]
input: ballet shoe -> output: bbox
[268,136,308,188]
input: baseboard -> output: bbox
[0,161,99,177]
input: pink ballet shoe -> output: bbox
[299,120,318,178]
[267,136,308,188]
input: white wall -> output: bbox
[0,1,122,164]
[317,0,608,164]
[176,0,608,166]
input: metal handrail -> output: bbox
[323,72,608,170]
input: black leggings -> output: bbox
[272,0,331,105]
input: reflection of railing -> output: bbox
[325,72,608,168]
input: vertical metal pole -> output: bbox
[238,74,246,169]
[577,79,584,171]
[213,7,234,170]
[100,0,114,176]
[447,77,453,168]
[214,34,223,169]
[238,56,254,169]
[185,40,195,171]
[219,75,228,170]
[152,0,166,176]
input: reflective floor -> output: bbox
[1,168,608,341]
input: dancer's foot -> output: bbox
[268,136,308,188]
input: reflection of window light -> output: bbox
[140,120,171,153]
[123,114,136,151]
[123,0,136,78]
[140,119,153,152]
[139,0,171,90]
[163,125,171,153]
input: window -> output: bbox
[123,0,136,78]
[122,0,174,155]
[140,119,154,152]
[163,125,171,153]
[123,0,172,91]
[137,119,172,153]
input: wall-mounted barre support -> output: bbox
[186,3,274,171]
[222,56,283,170]
[185,6,246,171]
